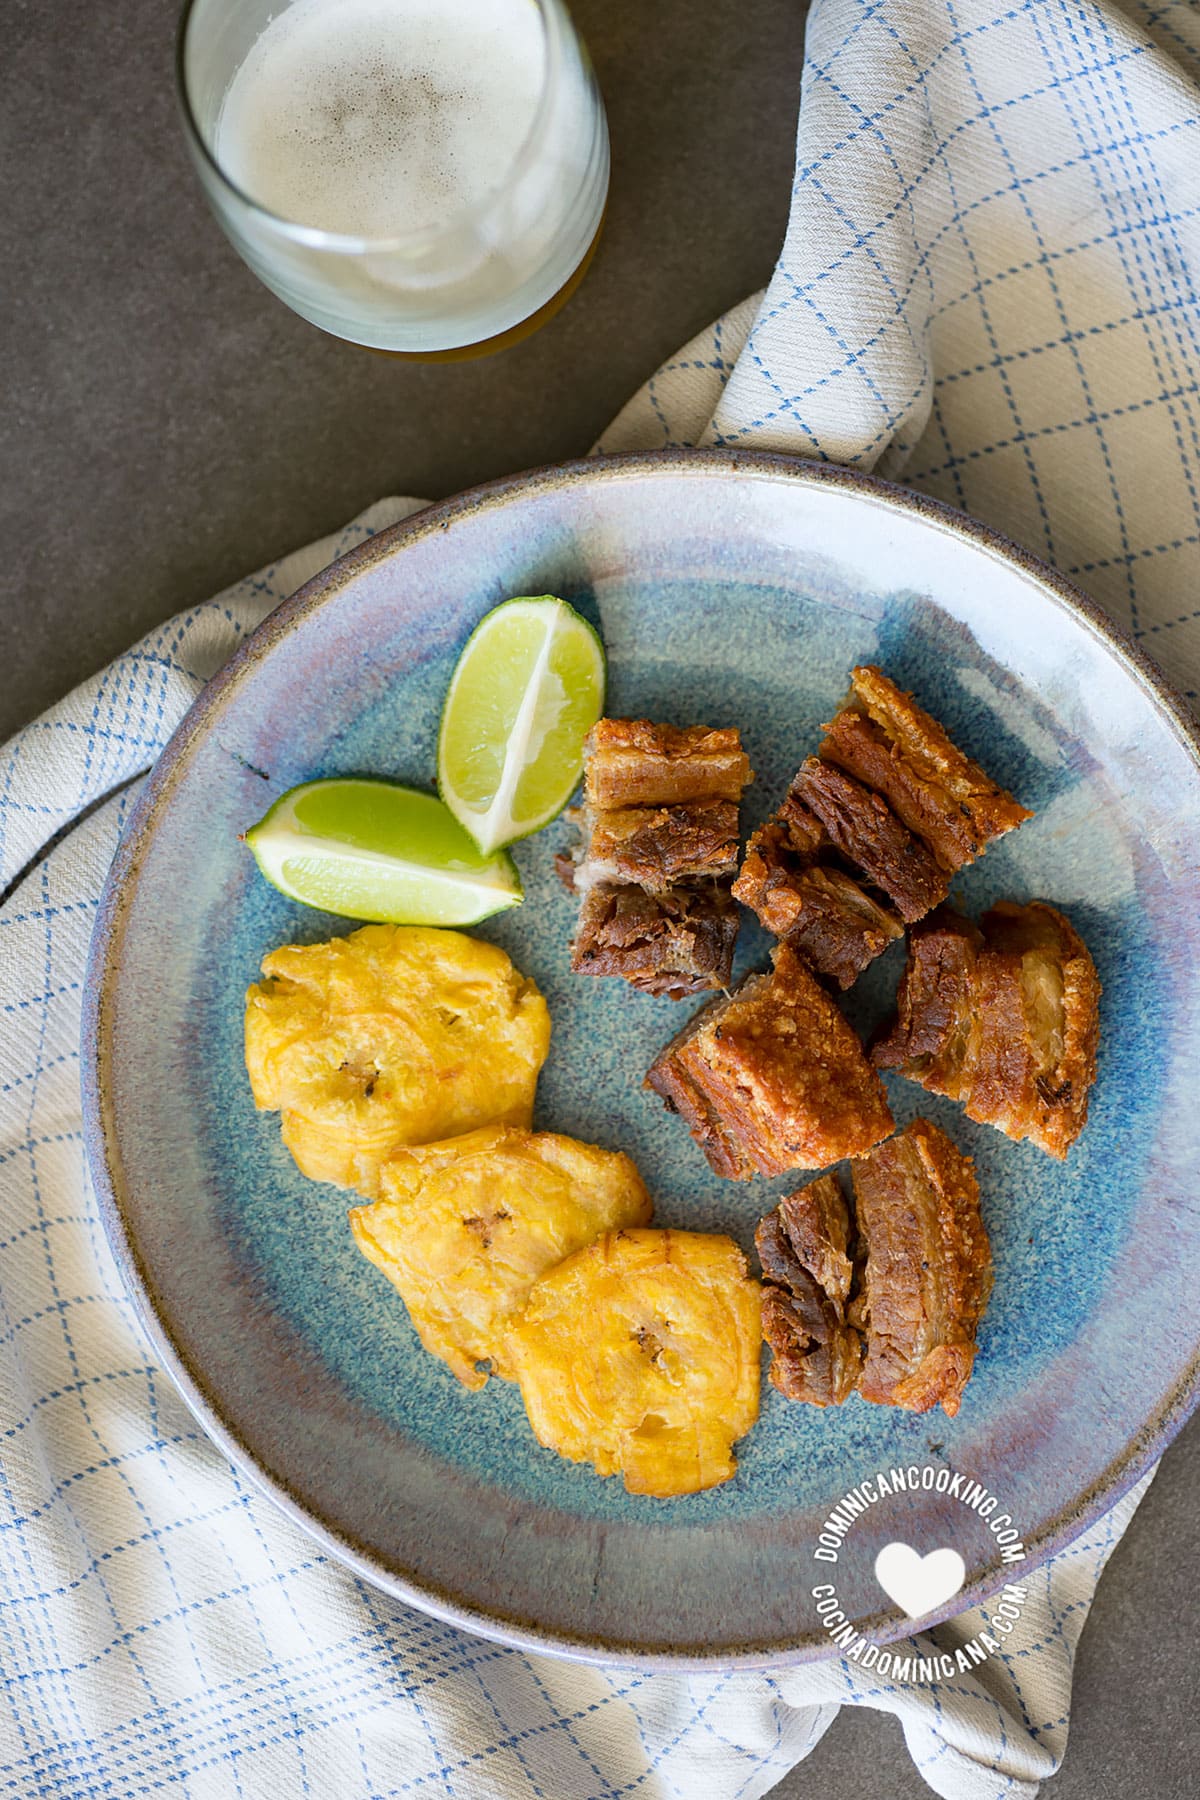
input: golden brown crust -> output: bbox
[643,991,758,1179]
[849,1118,991,1418]
[734,665,1029,991]
[350,1125,652,1389]
[757,1174,863,1406]
[584,720,754,808]
[645,942,894,1179]
[828,666,1032,872]
[733,820,806,937]
[975,901,1101,1157]
[873,901,1100,1158]
[503,1228,761,1496]
[243,925,550,1197]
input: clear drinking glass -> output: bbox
[177,0,610,357]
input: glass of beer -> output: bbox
[177,0,609,357]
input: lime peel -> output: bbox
[244,778,522,926]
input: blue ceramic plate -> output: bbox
[83,451,1200,1666]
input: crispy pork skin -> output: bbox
[821,666,1032,873]
[644,942,894,1178]
[584,720,753,809]
[567,719,753,998]
[734,666,1030,988]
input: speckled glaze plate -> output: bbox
[83,450,1200,1667]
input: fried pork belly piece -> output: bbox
[756,1118,990,1416]
[566,718,753,997]
[350,1125,652,1389]
[791,758,949,924]
[821,666,1032,874]
[872,906,983,1087]
[567,797,741,893]
[504,1228,761,1496]
[756,1174,862,1406]
[584,719,753,809]
[570,880,739,998]
[244,925,550,1198]
[848,1119,991,1418]
[873,901,1100,1158]
[735,668,1029,987]
[644,941,894,1179]
[976,903,1101,1155]
[733,795,903,989]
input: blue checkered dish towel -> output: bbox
[3,2,1198,1795]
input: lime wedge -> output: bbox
[243,779,523,925]
[437,595,606,854]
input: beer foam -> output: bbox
[216,0,548,238]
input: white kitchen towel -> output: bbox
[2,1,1198,1796]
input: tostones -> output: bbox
[244,923,551,1197]
[504,1228,761,1496]
[349,1125,652,1389]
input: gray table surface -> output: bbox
[3,3,1197,1795]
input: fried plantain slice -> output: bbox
[244,923,551,1196]
[349,1126,652,1390]
[504,1228,761,1496]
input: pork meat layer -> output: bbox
[848,1118,992,1418]
[873,900,1100,1157]
[571,880,739,999]
[756,1174,862,1405]
[821,666,1032,873]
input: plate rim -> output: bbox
[81,447,1200,1668]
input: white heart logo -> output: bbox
[874,1542,966,1619]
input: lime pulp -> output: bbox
[437,595,606,854]
[244,778,523,926]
